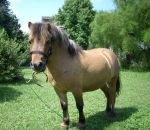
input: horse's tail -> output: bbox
[116,74,121,96]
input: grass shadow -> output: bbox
[0,78,39,85]
[0,87,22,102]
[70,107,138,130]
[85,107,138,130]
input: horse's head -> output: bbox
[28,22,52,72]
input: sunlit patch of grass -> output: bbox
[0,69,150,130]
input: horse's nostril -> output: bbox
[38,62,43,68]
[31,62,36,67]
[30,61,44,71]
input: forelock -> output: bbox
[30,23,51,41]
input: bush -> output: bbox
[0,28,24,82]
[19,34,30,66]
[118,50,150,71]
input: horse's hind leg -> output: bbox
[101,77,118,118]
[101,86,111,113]
[108,77,118,118]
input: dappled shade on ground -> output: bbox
[0,87,22,102]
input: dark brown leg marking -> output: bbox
[60,100,70,126]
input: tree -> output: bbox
[90,11,123,51]
[0,29,23,82]
[90,0,150,70]
[118,0,150,69]
[55,0,95,49]
[0,0,24,41]
[0,0,29,81]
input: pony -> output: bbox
[28,22,120,129]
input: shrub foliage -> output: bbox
[0,29,23,82]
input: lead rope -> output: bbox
[25,72,62,118]
[25,71,37,83]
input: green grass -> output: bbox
[0,69,150,130]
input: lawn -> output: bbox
[0,69,150,130]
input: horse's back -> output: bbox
[81,48,119,75]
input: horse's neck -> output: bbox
[53,43,68,57]
[48,43,69,70]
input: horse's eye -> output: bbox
[29,40,32,44]
[46,40,50,44]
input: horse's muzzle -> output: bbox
[30,61,46,72]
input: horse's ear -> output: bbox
[28,22,32,28]
[46,23,51,32]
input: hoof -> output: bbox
[60,122,69,130]
[104,111,117,121]
[110,113,117,121]
[76,123,85,130]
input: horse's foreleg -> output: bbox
[54,89,70,129]
[72,92,85,129]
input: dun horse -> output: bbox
[28,22,120,129]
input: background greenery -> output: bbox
[0,0,150,82]
[55,0,95,49]
[0,69,150,130]
[0,29,22,81]
[0,0,29,82]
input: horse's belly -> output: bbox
[81,66,111,92]
[82,77,108,92]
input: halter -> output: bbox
[30,47,52,61]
